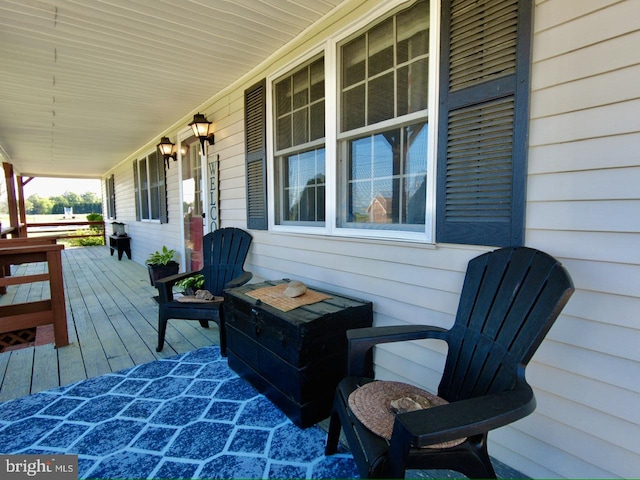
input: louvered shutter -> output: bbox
[133,161,140,221]
[245,80,268,230]
[106,174,115,219]
[436,0,532,246]
[158,152,168,224]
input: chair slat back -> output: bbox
[201,228,253,296]
[438,247,574,402]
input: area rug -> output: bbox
[0,346,358,479]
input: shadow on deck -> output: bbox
[0,245,221,402]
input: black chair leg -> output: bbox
[157,316,168,352]
[198,320,209,328]
[325,403,342,455]
[218,306,227,357]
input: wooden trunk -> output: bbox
[224,280,373,428]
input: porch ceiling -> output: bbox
[0,0,346,179]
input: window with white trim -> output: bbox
[133,151,167,222]
[338,0,429,232]
[273,56,326,225]
[271,0,432,239]
[254,0,532,247]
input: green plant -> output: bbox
[86,213,103,221]
[176,274,205,293]
[66,236,104,247]
[146,246,176,266]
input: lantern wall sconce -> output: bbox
[189,113,215,155]
[157,137,189,169]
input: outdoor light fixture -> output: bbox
[157,136,176,169]
[189,113,215,155]
[157,137,190,169]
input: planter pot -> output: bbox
[147,261,179,287]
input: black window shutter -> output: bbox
[133,160,141,221]
[245,79,268,230]
[158,152,168,224]
[106,174,116,219]
[436,0,533,247]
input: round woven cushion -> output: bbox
[348,380,466,448]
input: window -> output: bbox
[273,57,326,225]
[338,0,429,232]
[248,0,532,246]
[133,151,167,222]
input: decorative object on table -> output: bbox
[245,282,330,312]
[284,280,307,297]
[111,221,127,237]
[146,246,179,287]
[325,247,575,479]
[224,280,373,428]
[154,227,253,354]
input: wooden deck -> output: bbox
[0,245,221,402]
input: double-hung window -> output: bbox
[271,0,432,240]
[254,0,532,247]
[273,57,326,226]
[338,0,430,234]
[133,151,167,222]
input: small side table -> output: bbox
[109,235,131,260]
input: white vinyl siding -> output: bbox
[513,0,640,477]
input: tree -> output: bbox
[26,195,54,214]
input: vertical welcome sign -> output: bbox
[208,153,219,232]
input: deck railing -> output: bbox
[25,220,106,245]
[0,239,69,348]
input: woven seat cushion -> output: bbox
[348,380,466,449]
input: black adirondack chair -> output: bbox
[154,227,253,355]
[325,247,574,479]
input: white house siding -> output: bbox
[513,0,640,477]
[99,0,640,477]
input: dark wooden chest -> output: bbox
[223,280,373,428]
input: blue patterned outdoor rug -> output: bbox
[0,346,358,479]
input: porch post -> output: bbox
[2,162,21,238]
[17,175,32,237]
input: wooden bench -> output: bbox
[0,241,69,348]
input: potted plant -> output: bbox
[146,246,179,286]
[175,274,205,295]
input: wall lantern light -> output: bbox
[157,137,189,169]
[157,136,176,169]
[189,113,215,155]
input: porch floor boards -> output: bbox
[0,245,220,402]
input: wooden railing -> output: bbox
[26,220,106,244]
[0,239,69,348]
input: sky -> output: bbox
[23,177,101,198]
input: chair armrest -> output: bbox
[347,325,449,377]
[391,378,536,449]
[155,271,201,303]
[224,271,253,290]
